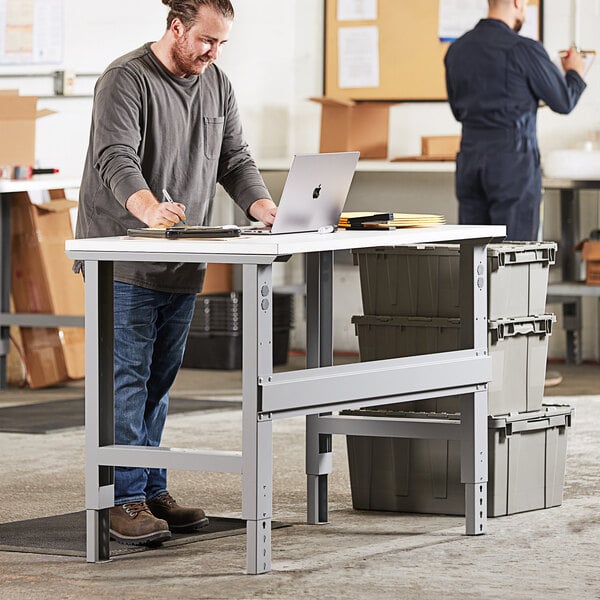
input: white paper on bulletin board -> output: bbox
[438,0,540,42]
[338,25,380,88]
[0,0,64,65]
[438,0,486,42]
[338,0,378,21]
[520,6,539,41]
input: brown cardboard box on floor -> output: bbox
[310,97,395,159]
[7,300,26,387]
[201,263,233,295]
[10,190,84,388]
[579,240,600,285]
[0,91,56,165]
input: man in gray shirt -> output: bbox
[75,0,277,545]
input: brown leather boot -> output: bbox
[109,501,171,545]
[147,493,209,532]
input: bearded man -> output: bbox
[75,0,277,545]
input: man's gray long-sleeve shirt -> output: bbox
[75,43,271,293]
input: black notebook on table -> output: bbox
[127,225,241,239]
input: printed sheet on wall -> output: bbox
[0,0,64,65]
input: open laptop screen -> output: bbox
[246,151,359,235]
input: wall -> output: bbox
[1,0,599,358]
[2,0,599,174]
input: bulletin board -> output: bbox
[324,0,542,102]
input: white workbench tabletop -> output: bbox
[0,175,81,193]
[66,225,506,261]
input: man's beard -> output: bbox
[513,17,524,33]
[171,36,210,77]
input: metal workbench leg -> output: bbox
[460,391,488,535]
[560,189,581,282]
[560,189,583,365]
[242,263,274,575]
[459,242,488,536]
[562,297,583,365]
[85,261,115,562]
[305,251,334,525]
[0,194,11,389]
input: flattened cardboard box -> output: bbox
[11,191,84,388]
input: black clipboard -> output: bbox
[127,226,241,239]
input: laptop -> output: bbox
[244,151,359,235]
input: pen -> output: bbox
[162,188,186,225]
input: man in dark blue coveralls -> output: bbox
[445,0,587,241]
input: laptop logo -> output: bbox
[312,184,322,199]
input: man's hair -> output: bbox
[161,0,234,29]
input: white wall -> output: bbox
[2,0,599,175]
[2,0,600,357]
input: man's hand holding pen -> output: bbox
[160,201,187,226]
[162,188,187,225]
[145,199,186,227]
[125,189,187,227]
[560,46,586,77]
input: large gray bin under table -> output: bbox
[352,313,555,415]
[345,405,573,517]
[352,241,557,319]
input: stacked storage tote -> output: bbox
[182,291,294,370]
[347,242,574,517]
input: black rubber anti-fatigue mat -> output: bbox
[0,511,288,557]
[0,397,241,434]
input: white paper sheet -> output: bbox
[338,26,380,89]
[438,0,540,42]
[519,6,539,41]
[0,0,63,64]
[337,0,377,21]
[438,0,485,42]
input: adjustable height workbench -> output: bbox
[66,224,505,574]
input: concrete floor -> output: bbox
[0,358,599,599]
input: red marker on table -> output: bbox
[32,168,60,175]
[11,166,60,179]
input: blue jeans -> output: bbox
[113,282,196,505]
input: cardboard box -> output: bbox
[201,263,233,295]
[7,300,26,387]
[421,135,461,158]
[0,91,55,165]
[310,97,394,159]
[11,190,85,388]
[580,240,600,285]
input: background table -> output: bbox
[542,177,600,364]
[66,224,505,574]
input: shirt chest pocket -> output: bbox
[203,116,224,159]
